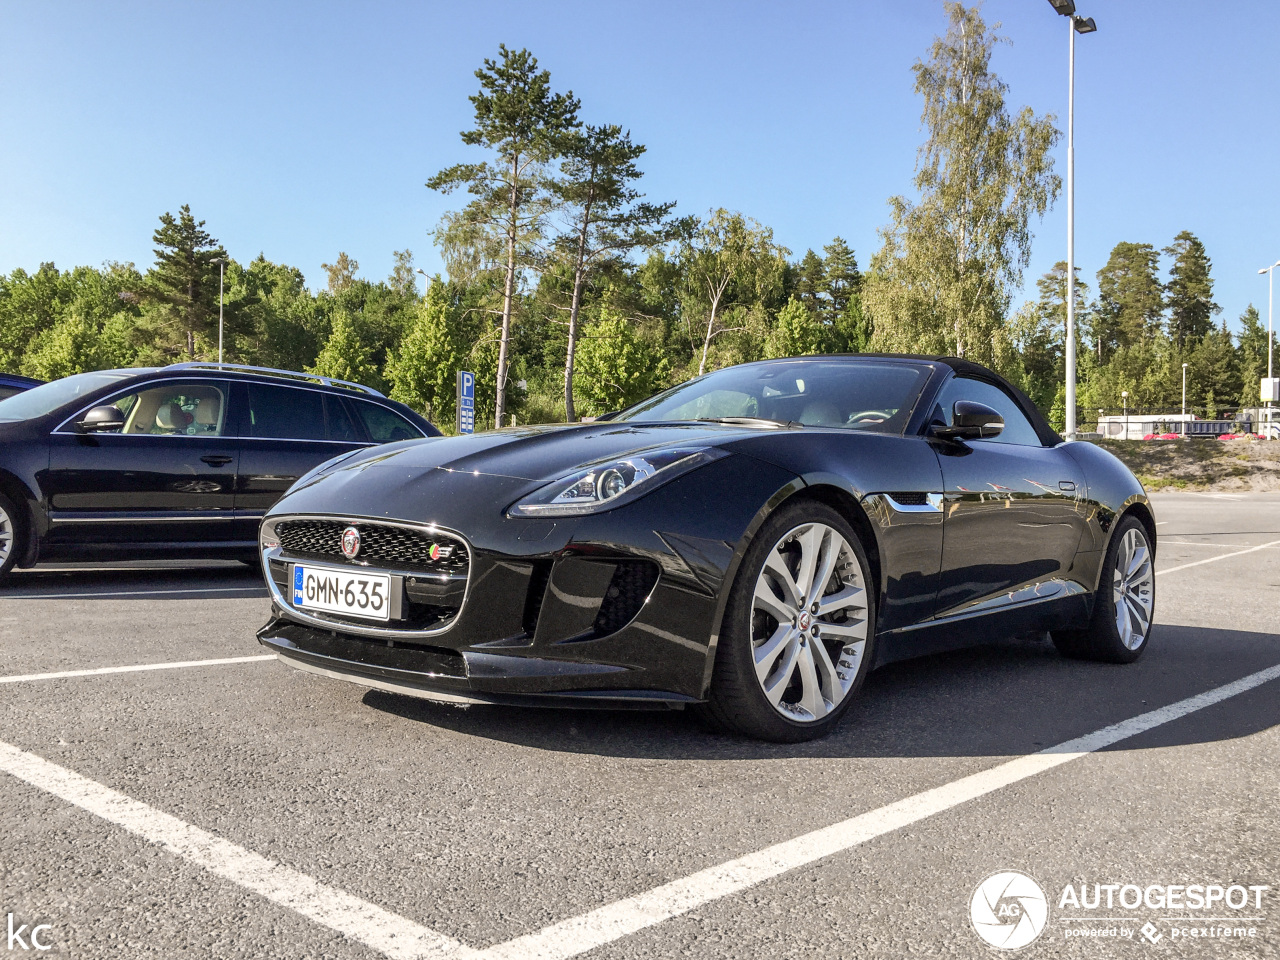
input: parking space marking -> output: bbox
[1155,539,1280,577]
[3,665,1278,960]
[0,739,477,960]
[0,586,267,599]
[477,662,1280,960]
[1159,539,1243,548]
[0,655,276,685]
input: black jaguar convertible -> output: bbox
[257,355,1155,742]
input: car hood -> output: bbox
[317,421,787,483]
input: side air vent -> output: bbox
[887,491,928,506]
[593,561,660,637]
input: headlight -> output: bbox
[509,447,727,517]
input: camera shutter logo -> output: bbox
[341,526,361,560]
[970,871,1049,950]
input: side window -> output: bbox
[932,377,1042,446]
[324,395,360,442]
[113,383,228,437]
[247,384,326,441]
[352,400,423,443]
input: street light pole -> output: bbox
[1047,1,1096,440]
[1122,390,1128,441]
[211,258,225,365]
[1259,261,1280,433]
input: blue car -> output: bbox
[0,373,42,400]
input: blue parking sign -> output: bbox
[457,370,475,435]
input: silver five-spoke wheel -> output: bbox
[751,522,869,722]
[1112,526,1153,650]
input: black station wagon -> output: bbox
[0,363,438,578]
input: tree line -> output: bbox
[1,3,1272,432]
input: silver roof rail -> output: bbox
[163,362,385,397]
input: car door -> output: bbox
[929,376,1087,619]
[232,383,373,541]
[42,378,238,548]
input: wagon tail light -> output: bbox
[509,447,727,517]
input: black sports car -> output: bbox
[257,355,1156,742]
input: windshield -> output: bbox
[0,371,141,422]
[615,359,931,432]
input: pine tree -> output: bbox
[429,45,580,428]
[308,310,383,391]
[148,205,227,357]
[549,123,676,422]
[1094,241,1163,360]
[1164,230,1219,349]
[821,238,861,323]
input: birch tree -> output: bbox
[679,209,788,376]
[864,2,1059,367]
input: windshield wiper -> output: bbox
[693,417,802,429]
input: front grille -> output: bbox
[276,519,469,575]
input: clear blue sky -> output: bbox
[2,1,1277,330]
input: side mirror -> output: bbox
[930,400,1004,441]
[76,404,126,432]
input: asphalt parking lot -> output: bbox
[2,492,1278,958]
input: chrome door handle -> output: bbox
[1059,480,1076,492]
[201,455,234,466]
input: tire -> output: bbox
[701,500,876,743]
[1053,514,1155,664]
[0,491,25,581]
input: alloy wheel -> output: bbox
[750,522,870,722]
[1112,526,1153,650]
[0,503,11,566]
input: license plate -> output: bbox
[292,564,392,621]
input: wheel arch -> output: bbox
[0,468,40,567]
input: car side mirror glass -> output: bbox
[76,404,126,432]
[929,400,1004,441]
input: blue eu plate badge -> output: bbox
[293,565,304,604]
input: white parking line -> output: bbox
[3,664,1278,960]
[1155,540,1280,577]
[0,655,276,684]
[1159,539,1242,549]
[0,586,267,600]
[0,739,474,960]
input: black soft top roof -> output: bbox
[750,353,1064,447]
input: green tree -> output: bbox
[1236,304,1269,408]
[386,279,473,424]
[821,237,862,324]
[388,250,417,296]
[678,209,788,375]
[1093,241,1163,361]
[574,308,669,415]
[792,250,826,316]
[321,252,359,294]
[865,2,1059,367]
[428,45,580,429]
[764,297,823,359]
[550,123,676,422]
[146,205,227,358]
[307,310,383,391]
[1164,230,1219,349]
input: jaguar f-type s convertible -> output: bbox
[257,355,1155,742]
